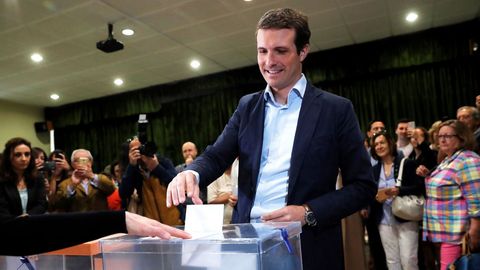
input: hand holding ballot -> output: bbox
[166,171,203,207]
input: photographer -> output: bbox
[119,137,184,226]
[55,149,115,212]
[46,150,72,212]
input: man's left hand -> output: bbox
[261,205,306,226]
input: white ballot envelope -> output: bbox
[182,204,225,268]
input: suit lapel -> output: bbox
[248,93,266,192]
[5,182,22,214]
[288,84,323,198]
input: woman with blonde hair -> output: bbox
[423,120,480,269]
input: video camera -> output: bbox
[137,114,158,157]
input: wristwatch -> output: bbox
[303,204,317,226]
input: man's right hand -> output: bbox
[166,171,203,207]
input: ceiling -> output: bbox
[1,0,479,107]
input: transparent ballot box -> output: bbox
[101,222,303,270]
[0,233,124,270]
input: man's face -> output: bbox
[257,28,308,94]
[182,143,197,161]
[72,151,92,170]
[396,122,409,139]
[476,95,480,109]
[457,109,475,131]
[367,121,385,138]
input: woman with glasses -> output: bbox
[423,120,480,269]
[370,131,424,270]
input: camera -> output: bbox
[137,114,158,157]
[41,161,56,172]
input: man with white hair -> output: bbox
[55,149,115,212]
[457,106,480,153]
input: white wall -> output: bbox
[0,99,50,152]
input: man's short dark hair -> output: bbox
[396,118,411,128]
[256,8,311,54]
[368,119,384,131]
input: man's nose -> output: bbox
[265,52,276,65]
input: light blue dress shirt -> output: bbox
[250,75,306,221]
[378,163,398,225]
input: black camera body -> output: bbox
[137,114,158,157]
[41,161,56,172]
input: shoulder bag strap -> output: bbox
[396,158,406,187]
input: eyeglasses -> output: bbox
[373,129,388,136]
[438,134,458,140]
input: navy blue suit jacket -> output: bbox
[189,83,376,270]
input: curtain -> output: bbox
[45,19,480,170]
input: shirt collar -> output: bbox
[263,74,307,103]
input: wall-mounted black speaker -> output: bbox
[34,122,48,133]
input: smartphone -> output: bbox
[77,157,89,165]
[51,150,63,159]
[407,121,416,130]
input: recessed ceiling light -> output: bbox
[244,0,253,2]
[114,78,124,86]
[405,12,418,23]
[31,53,43,63]
[50,94,60,100]
[122,28,135,36]
[190,59,201,69]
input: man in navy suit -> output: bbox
[166,7,376,270]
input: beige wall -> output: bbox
[0,99,50,153]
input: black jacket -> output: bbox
[370,156,425,225]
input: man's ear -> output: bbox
[299,44,309,61]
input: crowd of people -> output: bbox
[362,103,480,270]
[0,137,191,258]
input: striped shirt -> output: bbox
[423,150,480,243]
